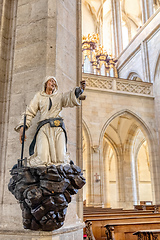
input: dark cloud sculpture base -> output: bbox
[8,163,86,231]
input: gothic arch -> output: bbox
[99,109,156,205]
[103,133,121,161]
[99,109,154,147]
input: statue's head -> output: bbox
[43,76,58,93]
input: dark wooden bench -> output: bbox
[105,222,160,240]
[84,215,160,240]
[84,211,156,220]
[133,229,160,239]
[134,204,160,212]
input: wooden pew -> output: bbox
[134,204,160,212]
[105,222,160,240]
[84,206,155,215]
[84,214,160,240]
[133,229,160,239]
[84,212,160,222]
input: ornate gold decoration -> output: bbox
[82,33,118,77]
[54,120,61,127]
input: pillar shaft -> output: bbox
[141,0,154,23]
[111,0,123,57]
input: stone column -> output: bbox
[111,0,123,57]
[0,0,18,209]
[76,0,84,222]
[153,57,160,204]
[92,147,102,206]
[0,0,84,239]
[122,153,135,209]
[103,144,111,208]
[141,0,154,23]
[141,41,150,82]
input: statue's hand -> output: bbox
[80,80,86,90]
[19,127,27,144]
[79,95,86,100]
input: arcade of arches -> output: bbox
[82,0,160,209]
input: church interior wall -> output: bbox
[153,55,160,202]
[0,0,160,238]
[82,3,96,35]
[81,0,160,213]
[117,8,160,82]
[82,84,156,207]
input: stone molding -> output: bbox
[0,222,85,240]
[83,73,153,97]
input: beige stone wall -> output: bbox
[0,0,84,238]
[82,73,157,208]
[117,8,160,204]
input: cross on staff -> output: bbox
[94,173,100,182]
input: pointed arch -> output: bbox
[99,109,156,205]
[99,109,155,147]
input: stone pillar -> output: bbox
[141,41,150,82]
[92,147,102,206]
[116,151,126,208]
[111,0,123,57]
[103,144,111,208]
[153,57,160,204]
[76,0,84,222]
[122,153,135,209]
[0,0,17,207]
[141,0,154,23]
[0,0,84,239]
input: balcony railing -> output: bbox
[82,73,153,97]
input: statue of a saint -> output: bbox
[15,76,86,166]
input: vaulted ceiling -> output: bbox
[83,0,142,23]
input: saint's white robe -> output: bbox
[15,88,80,166]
